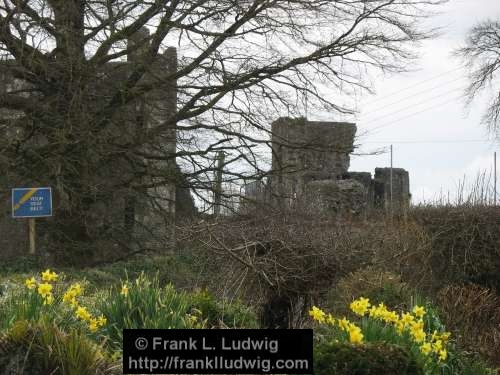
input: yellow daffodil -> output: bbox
[308,306,326,323]
[383,310,399,324]
[37,282,52,297]
[97,315,107,327]
[306,295,450,358]
[410,320,424,331]
[120,284,129,297]
[438,349,447,361]
[412,305,426,319]
[89,318,99,332]
[63,293,77,306]
[350,297,370,316]
[395,320,405,334]
[63,283,84,306]
[25,277,36,290]
[431,330,451,343]
[43,294,54,305]
[326,313,335,326]
[420,342,432,355]
[69,283,83,296]
[439,332,451,343]
[348,324,364,344]
[75,306,92,321]
[411,327,426,343]
[368,306,380,318]
[338,317,351,331]
[41,269,58,282]
[431,330,438,341]
[400,312,415,327]
[433,339,443,352]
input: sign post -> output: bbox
[29,218,36,254]
[12,187,53,254]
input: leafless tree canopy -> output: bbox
[0,0,445,256]
[456,19,500,137]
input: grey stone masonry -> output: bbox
[305,179,368,214]
[243,117,411,214]
[373,168,411,210]
[0,27,179,258]
[270,117,356,208]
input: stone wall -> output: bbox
[305,179,368,214]
[373,168,411,210]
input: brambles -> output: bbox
[437,284,500,366]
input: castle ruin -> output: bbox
[244,117,411,213]
[0,28,192,259]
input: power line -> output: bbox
[363,66,464,105]
[362,75,465,113]
[362,139,492,144]
[360,95,463,136]
[361,85,464,124]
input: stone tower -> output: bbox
[270,117,357,207]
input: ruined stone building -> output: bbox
[244,117,410,213]
[0,28,195,258]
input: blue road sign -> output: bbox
[12,187,53,218]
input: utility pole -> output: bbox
[390,144,393,214]
[214,151,225,216]
[304,82,308,119]
[494,151,497,206]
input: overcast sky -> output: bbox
[332,0,500,204]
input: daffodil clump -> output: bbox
[309,297,451,365]
[116,278,206,329]
[24,269,106,333]
[309,306,364,344]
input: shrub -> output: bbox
[410,206,500,292]
[326,267,413,316]
[189,289,258,328]
[437,283,500,366]
[314,341,422,375]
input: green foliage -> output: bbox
[96,273,193,349]
[0,280,83,332]
[189,289,258,328]
[98,273,259,350]
[314,341,423,375]
[0,320,118,375]
[0,255,42,277]
[66,254,197,292]
[0,283,45,330]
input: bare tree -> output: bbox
[0,0,446,260]
[456,19,500,137]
